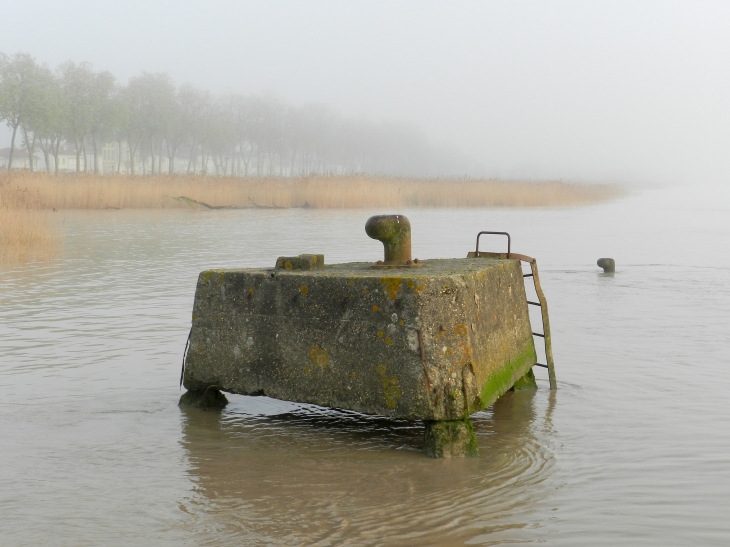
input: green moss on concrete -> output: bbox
[479,343,537,409]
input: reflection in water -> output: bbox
[179,390,555,545]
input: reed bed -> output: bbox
[0,208,59,265]
[0,172,623,210]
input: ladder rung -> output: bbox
[527,301,541,306]
[534,363,548,368]
[532,332,544,337]
[523,273,533,277]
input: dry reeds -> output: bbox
[0,209,57,261]
[0,177,59,264]
[0,172,623,210]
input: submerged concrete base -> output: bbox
[423,419,479,458]
[179,388,228,410]
[422,367,536,458]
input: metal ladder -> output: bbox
[468,231,557,390]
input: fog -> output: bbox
[2,1,729,184]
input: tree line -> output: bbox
[0,52,466,177]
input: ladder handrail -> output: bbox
[468,248,557,390]
[475,231,511,257]
[525,258,557,390]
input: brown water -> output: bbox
[2,186,729,546]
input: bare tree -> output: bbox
[58,61,99,172]
[27,66,66,174]
[103,87,128,174]
[207,98,236,176]
[176,84,212,174]
[119,80,147,175]
[87,71,116,174]
[0,52,46,170]
[126,72,176,175]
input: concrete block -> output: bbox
[182,257,537,421]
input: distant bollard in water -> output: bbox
[597,258,615,273]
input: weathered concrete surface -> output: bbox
[275,254,325,271]
[182,258,537,421]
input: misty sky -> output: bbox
[2,1,729,184]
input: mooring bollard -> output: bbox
[597,258,615,273]
[365,214,415,266]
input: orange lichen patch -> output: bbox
[284,261,293,270]
[372,305,379,312]
[454,323,468,337]
[376,365,402,409]
[380,277,403,300]
[406,280,415,288]
[309,346,330,368]
[399,320,404,326]
[377,331,384,338]
[414,283,425,294]
[385,336,394,345]
[300,285,309,295]
[248,288,254,296]
[458,342,474,365]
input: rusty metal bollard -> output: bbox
[365,215,420,267]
